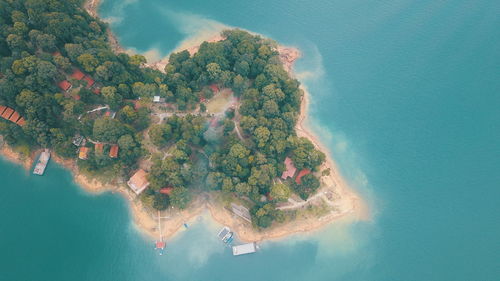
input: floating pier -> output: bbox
[33,149,51,175]
[232,242,257,256]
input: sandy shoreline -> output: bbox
[0,0,369,244]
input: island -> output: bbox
[0,0,365,243]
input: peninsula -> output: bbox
[0,0,364,243]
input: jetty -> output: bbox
[33,149,51,175]
[232,242,257,256]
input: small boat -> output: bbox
[217,226,230,240]
[183,223,188,229]
[223,232,234,244]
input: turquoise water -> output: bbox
[1,0,499,280]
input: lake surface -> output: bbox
[1,0,499,280]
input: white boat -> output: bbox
[33,149,51,175]
[232,242,257,256]
[217,226,230,240]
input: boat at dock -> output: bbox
[217,226,234,244]
[33,149,50,175]
[223,231,234,244]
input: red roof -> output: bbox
[8,111,20,123]
[16,117,26,126]
[71,69,85,80]
[209,118,218,127]
[79,147,89,160]
[281,157,297,179]
[133,100,141,110]
[109,144,119,158]
[155,241,165,249]
[160,187,174,195]
[83,75,95,88]
[209,84,219,93]
[1,108,14,119]
[58,80,72,91]
[52,51,61,56]
[92,87,101,95]
[295,169,311,185]
[0,105,6,115]
[95,143,104,154]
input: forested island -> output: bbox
[0,0,361,240]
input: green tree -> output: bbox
[153,193,170,210]
[206,62,221,81]
[93,118,125,143]
[254,126,270,148]
[270,183,291,201]
[101,86,122,110]
[170,187,191,209]
[77,53,99,72]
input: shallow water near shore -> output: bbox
[1,0,499,280]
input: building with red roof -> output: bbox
[83,75,95,88]
[58,80,72,91]
[8,111,20,123]
[160,187,174,195]
[16,117,26,126]
[109,144,119,158]
[127,169,150,195]
[79,147,89,160]
[71,69,85,80]
[94,143,104,154]
[209,84,219,93]
[92,88,101,94]
[1,108,14,119]
[0,106,25,126]
[281,157,297,180]
[295,169,311,185]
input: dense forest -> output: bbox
[0,0,326,229]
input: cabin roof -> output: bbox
[281,157,297,179]
[1,108,14,119]
[8,111,20,123]
[92,87,101,94]
[295,169,311,184]
[0,105,6,115]
[16,117,26,126]
[127,169,150,194]
[109,144,119,158]
[58,80,72,91]
[160,187,174,195]
[83,75,95,88]
[209,84,219,93]
[78,147,89,160]
[94,143,104,154]
[71,69,85,80]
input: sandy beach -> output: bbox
[0,144,33,170]
[1,0,369,244]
